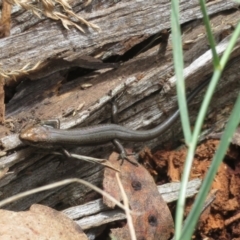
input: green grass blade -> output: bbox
[180,92,240,239]
[171,0,192,144]
[178,22,240,240]
[199,0,219,66]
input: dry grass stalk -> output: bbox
[4,0,100,32]
[0,61,42,80]
[0,0,101,79]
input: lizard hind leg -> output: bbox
[111,94,138,166]
[112,135,138,167]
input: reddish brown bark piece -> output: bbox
[103,152,174,240]
[0,77,5,122]
[0,0,11,38]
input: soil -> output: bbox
[141,139,240,240]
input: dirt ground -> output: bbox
[140,139,240,240]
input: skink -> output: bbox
[19,80,209,148]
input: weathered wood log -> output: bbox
[0,0,239,232]
[0,0,238,84]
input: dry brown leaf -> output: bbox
[0,204,87,240]
[103,152,174,240]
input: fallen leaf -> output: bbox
[103,152,174,240]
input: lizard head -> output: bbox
[19,125,53,148]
